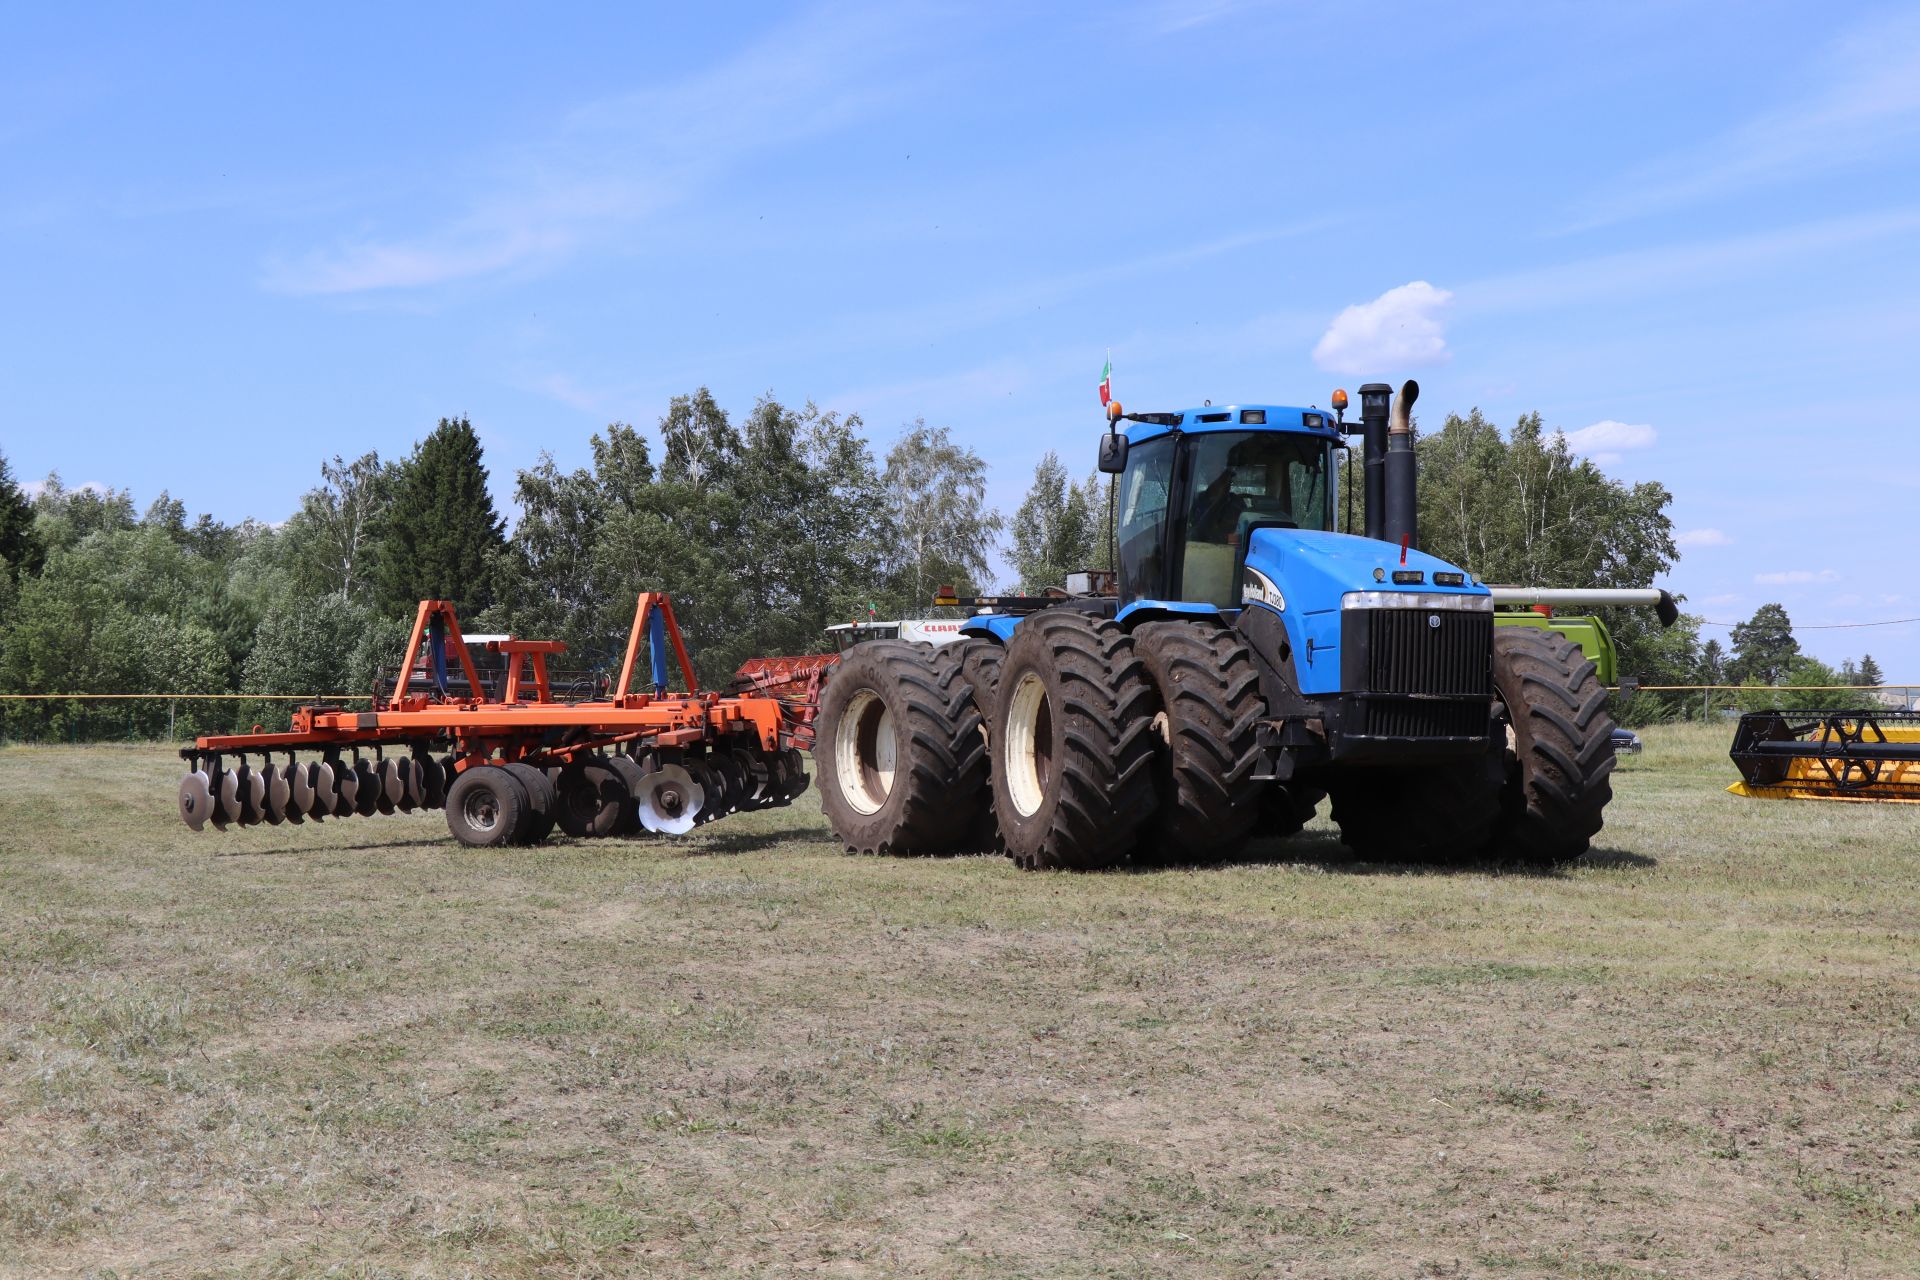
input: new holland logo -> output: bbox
[1428,614,1441,629]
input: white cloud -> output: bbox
[1311,281,1452,376]
[1754,569,1840,585]
[1704,593,1742,607]
[21,478,108,501]
[264,8,930,295]
[1554,420,1657,466]
[1676,528,1733,549]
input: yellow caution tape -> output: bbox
[0,693,371,701]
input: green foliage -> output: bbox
[877,421,1000,612]
[490,393,887,686]
[1857,653,1884,687]
[1008,452,1105,592]
[375,419,504,618]
[1729,603,1798,685]
[1734,656,1879,712]
[1417,410,1676,590]
[0,450,45,580]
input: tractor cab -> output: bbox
[1107,404,1344,609]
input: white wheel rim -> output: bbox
[1005,671,1052,819]
[835,690,895,815]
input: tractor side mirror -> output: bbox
[1097,431,1128,475]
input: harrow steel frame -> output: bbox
[177,593,808,843]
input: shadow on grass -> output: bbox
[1133,829,1658,878]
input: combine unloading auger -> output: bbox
[175,593,810,846]
[1728,709,1920,803]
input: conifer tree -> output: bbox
[375,416,505,618]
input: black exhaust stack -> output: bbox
[1357,383,1391,541]
[1383,379,1418,551]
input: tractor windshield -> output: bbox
[1179,431,1333,607]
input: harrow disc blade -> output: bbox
[308,759,335,820]
[212,768,236,829]
[707,753,746,815]
[262,763,292,825]
[395,757,418,812]
[353,761,381,817]
[784,748,810,798]
[416,755,447,808]
[334,761,359,815]
[734,748,773,809]
[636,763,703,836]
[178,769,213,831]
[289,760,316,814]
[685,759,725,824]
[246,767,266,825]
[278,764,305,825]
[225,764,259,826]
[375,759,400,815]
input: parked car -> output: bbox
[1610,728,1643,755]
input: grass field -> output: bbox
[2,725,1917,1278]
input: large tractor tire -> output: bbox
[1489,626,1616,864]
[1131,622,1265,863]
[991,612,1158,870]
[1327,754,1504,863]
[816,640,989,855]
[953,638,1006,853]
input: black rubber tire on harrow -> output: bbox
[1131,622,1265,864]
[446,765,529,848]
[990,612,1158,871]
[500,762,556,844]
[1326,755,1504,864]
[1489,626,1616,865]
[816,639,989,856]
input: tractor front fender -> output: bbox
[1114,599,1227,631]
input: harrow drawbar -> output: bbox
[177,593,810,847]
[1728,708,1920,804]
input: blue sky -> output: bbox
[4,2,1918,675]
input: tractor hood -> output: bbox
[1241,528,1488,695]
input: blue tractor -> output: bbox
[814,381,1618,869]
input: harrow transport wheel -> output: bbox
[445,766,529,849]
[501,762,556,844]
[1131,622,1264,864]
[555,759,627,838]
[816,640,988,856]
[1489,626,1616,865]
[1327,758,1503,863]
[991,612,1158,871]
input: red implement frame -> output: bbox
[190,595,791,769]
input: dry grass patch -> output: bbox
[1,724,1916,1276]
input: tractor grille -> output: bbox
[1353,697,1489,740]
[1343,608,1493,698]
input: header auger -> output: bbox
[176,593,810,847]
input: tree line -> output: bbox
[0,393,1880,740]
